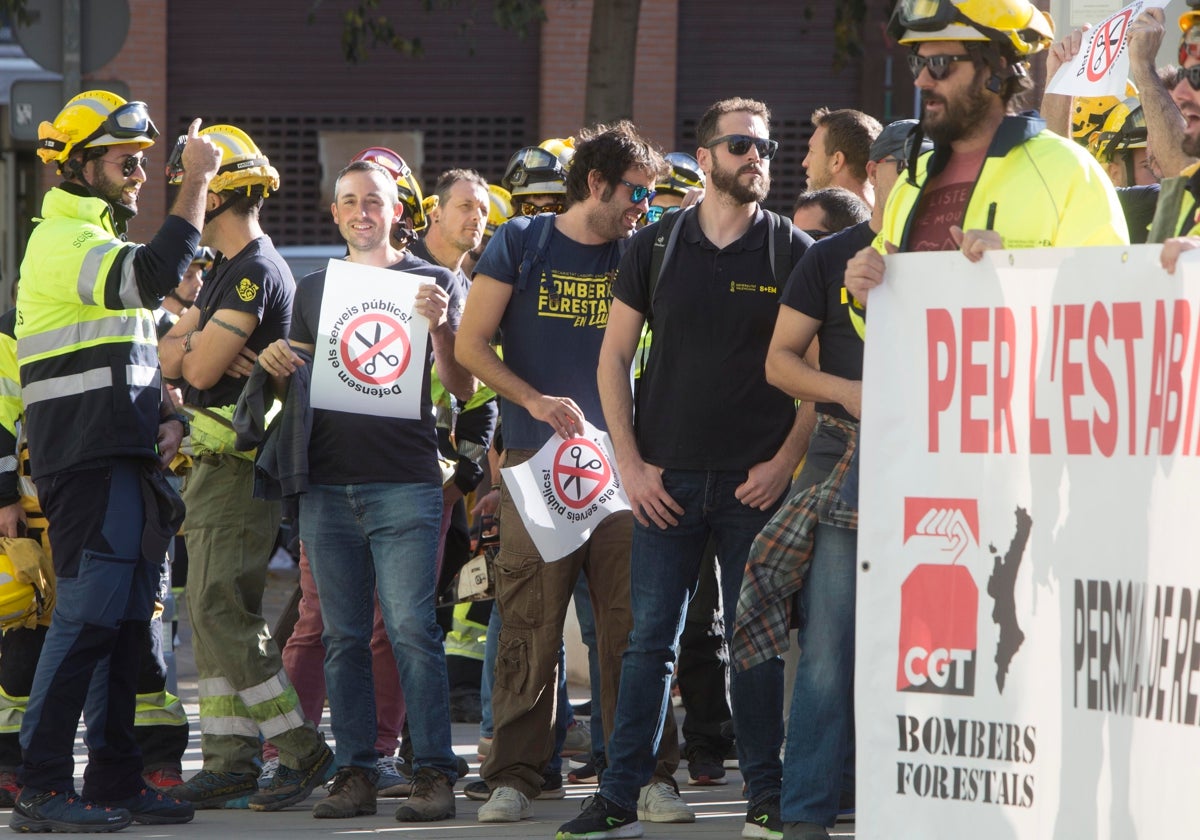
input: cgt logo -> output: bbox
[896,497,980,696]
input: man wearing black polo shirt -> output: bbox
[256,160,474,823]
[760,119,927,840]
[558,97,812,840]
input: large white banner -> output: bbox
[857,244,1200,839]
[310,260,428,419]
[501,422,630,562]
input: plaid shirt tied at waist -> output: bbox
[732,414,859,671]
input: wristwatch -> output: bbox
[162,412,191,438]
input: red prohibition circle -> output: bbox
[338,312,412,385]
[1085,12,1129,83]
[552,438,612,510]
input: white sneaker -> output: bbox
[637,782,695,823]
[477,785,532,823]
[257,757,280,790]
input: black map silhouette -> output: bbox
[986,506,1033,693]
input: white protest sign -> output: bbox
[501,422,630,562]
[856,244,1200,838]
[309,260,428,419]
[1045,0,1169,98]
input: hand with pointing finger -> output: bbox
[180,118,221,184]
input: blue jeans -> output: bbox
[572,573,605,759]
[780,523,857,826]
[301,482,457,780]
[599,468,782,810]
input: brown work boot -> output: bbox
[393,767,455,822]
[312,767,377,819]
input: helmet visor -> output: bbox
[894,0,958,31]
[504,147,565,188]
[79,100,159,150]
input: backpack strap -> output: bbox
[515,213,556,293]
[646,206,690,327]
[764,209,794,286]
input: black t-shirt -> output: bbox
[613,207,808,471]
[290,252,465,486]
[779,219,873,422]
[183,236,294,408]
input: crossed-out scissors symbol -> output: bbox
[562,444,603,498]
[355,324,400,376]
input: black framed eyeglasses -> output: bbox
[620,179,655,205]
[103,153,149,178]
[907,52,973,81]
[705,134,779,161]
[881,156,908,174]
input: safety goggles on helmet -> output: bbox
[656,152,704,196]
[890,0,1053,57]
[704,134,779,161]
[355,146,413,182]
[503,147,568,190]
[74,101,158,152]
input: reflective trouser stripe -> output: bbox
[198,672,307,740]
[0,686,26,734]
[134,690,188,728]
[445,603,486,661]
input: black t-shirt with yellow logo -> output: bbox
[183,235,295,408]
[613,207,808,471]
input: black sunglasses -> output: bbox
[1185,65,1200,91]
[103,153,148,178]
[907,52,973,81]
[705,134,779,161]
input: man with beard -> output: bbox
[154,248,212,338]
[846,0,1125,301]
[456,121,671,826]
[801,108,881,207]
[556,98,813,840]
[12,90,219,831]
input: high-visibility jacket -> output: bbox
[1147,161,1200,242]
[15,187,185,478]
[881,114,1129,252]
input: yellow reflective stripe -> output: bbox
[76,240,123,306]
[16,312,156,363]
[20,363,158,407]
[0,686,25,733]
[135,690,188,727]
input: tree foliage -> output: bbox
[309,0,545,63]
